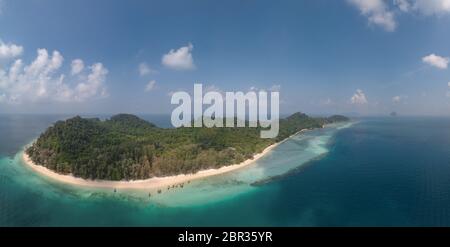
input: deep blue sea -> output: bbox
[1,115,450,226]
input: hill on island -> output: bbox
[26,113,349,181]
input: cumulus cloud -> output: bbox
[0,47,108,104]
[394,0,450,15]
[0,40,24,60]
[72,63,108,101]
[349,1,450,32]
[347,0,397,31]
[145,80,156,92]
[139,62,157,76]
[71,59,84,75]
[422,54,449,69]
[394,0,412,12]
[392,95,408,103]
[411,0,450,15]
[351,89,368,104]
[162,43,195,70]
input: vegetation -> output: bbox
[26,113,349,180]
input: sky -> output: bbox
[1,0,450,116]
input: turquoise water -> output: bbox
[1,115,450,226]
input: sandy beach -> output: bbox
[22,129,307,191]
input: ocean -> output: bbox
[1,115,450,226]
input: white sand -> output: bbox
[22,129,307,191]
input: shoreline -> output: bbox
[21,129,308,191]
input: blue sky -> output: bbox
[1,0,450,115]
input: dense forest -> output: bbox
[26,113,349,180]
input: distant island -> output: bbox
[24,113,349,184]
[390,112,398,117]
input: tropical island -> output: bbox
[23,113,348,189]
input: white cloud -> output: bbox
[422,54,449,69]
[412,0,450,15]
[145,80,156,92]
[392,95,409,104]
[351,89,368,104]
[0,40,24,60]
[394,0,412,12]
[347,0,397,31]
[269,84,281,91]
[448,81,450,87]
[162,43,195,70]
[71,59,84,75]
[350,0,450,32]
[0,47,108,104]
[392,95,404,103]
[393,0,450,15]
[72,63,108,101]
[139,62,157,76]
